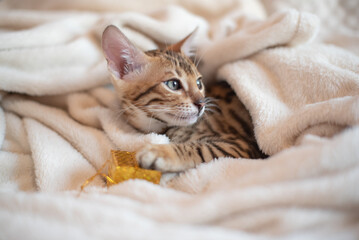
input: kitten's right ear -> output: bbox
[166,27,198,57]
[102,25,148,81]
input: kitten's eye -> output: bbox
[197,78,203,90]
[165,79,182,91]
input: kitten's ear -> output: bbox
[102,25,148,81]
[166,27,198,57]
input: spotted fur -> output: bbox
[102,25,266,173]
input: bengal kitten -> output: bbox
[102,25,265,172]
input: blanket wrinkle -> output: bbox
[2,112,31,154]
[1,0,359,239]
[199,9,319,81]
[67,93,104,129]
[261,0,359,55]
[24,118,103,191]
[219,44,359,155]
[2,95,114,169]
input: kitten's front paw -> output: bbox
[136,144,176,172]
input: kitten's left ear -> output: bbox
[102,25,148,81]
[166,27,198,57]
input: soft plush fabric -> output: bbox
[0,0,358,239]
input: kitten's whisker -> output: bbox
[142,107,174,112]
[205,104,220,109]
[205,108,217,114]
[204,97,218,104]
[206,106,221,114]
[141,105,178,112]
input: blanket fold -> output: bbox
[1,0,359,239]
[218,44,359,154]
[200,9,319,80]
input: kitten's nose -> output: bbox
[194,100,205,113]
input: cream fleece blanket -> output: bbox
[1,0,359,239]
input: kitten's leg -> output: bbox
[137,139,257,172]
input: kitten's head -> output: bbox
[102,25,205,133]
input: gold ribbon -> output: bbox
[81,150,162,191]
